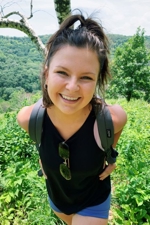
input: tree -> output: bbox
[108,27,150,102]
[54,0,71,24]
[0,0,71,55]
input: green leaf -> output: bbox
[135,196,143,206]
[114,208,124,220]
[5,195,11,203]
[14,179,23,185]
[2,220,10,225]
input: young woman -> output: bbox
[17,13,127,225]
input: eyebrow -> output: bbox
[55,66,96,75]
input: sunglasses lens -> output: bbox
[60,164,71,180]
[59,143,69,159]
[59,142,71,180]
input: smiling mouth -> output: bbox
[60,94,80,101]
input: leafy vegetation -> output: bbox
[108,99,150,224]
[0,98,149,224]
[0,35,51,102]
[107,28,150,102]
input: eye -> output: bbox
[57,70,68,76]
[80,76,93,80]
[57,71,68,76]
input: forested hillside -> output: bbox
[109,34,150,52]
[0,34,150,102]
[0,35,50,101]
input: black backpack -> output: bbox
[29,98,118,176]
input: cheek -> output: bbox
[47,72,63,84]
[47,76,63,98]
[47,75,57,90]
[84,82,96,95]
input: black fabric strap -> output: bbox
[96,106,118,164]
[96,106,114,149]
[29,98,45,145]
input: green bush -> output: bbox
[0,160,65,225]
[0,161,43,224]
[0,112,37,171]
[109,99,150,224]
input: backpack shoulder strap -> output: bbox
[96,106,114,150]
[28,98,45,149]
[94,106,118,164]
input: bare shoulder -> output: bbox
[17,104,35,133]
[107,104,127,133]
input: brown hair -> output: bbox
[41,12,110,108]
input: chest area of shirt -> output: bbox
[40,112,105,174]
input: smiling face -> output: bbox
[45,45,100,115]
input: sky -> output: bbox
[0,0,150,37]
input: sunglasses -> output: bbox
[59,142,71,180]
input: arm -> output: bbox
[39,159,47,179]
[17,104,34,133]
[106,104,127,148]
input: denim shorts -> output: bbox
[48,193,111,219]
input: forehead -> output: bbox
[50,45,100,70]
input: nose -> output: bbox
[66,77,79,92]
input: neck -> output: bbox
[47,104,91,124]
[47,104,92,141]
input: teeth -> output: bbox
[61,95,78,101]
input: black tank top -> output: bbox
[39,109,111,215]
